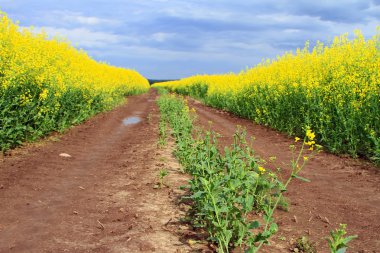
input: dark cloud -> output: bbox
[288,1,373,23]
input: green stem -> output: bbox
[204,182,228,253]
[254,142,307,252]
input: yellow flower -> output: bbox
[303,156,309,161]
[305,141,316,146]
[39,88,48,100]
[306,129,315,141]
[258,166,266,174]
[295,137,301,142]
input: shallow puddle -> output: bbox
[122,116,141,126]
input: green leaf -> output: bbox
[269,223,278,233]
[248,221,260,229]
[191,191,204,199]
[219,206,229,213]
[342,235,358,244]
[245,247,255,253]
[337,247,347,253]
[292,174,311,182]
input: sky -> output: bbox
[1,0,379,79]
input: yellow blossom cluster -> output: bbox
[305,129,316,149]
[0,13,149,97]
[258,166,266,175]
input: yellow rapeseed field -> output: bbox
[0,12,150,151]
[154,30,380,163]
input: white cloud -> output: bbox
[33,26,123,48]
[151,32,176,42]
[52,10,121,26]
[67,15,108,26]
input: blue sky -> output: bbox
[1,0,379,79]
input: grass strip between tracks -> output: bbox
[156,92,329,252]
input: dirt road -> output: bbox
[0,90,190,253]
[189,99,380,253]
[1,90,379,253]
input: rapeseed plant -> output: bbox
[0,12,149,151]
[154,29,380,164]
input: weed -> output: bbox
[327,224,357,253]
[292,236,317,253]
[158,169,169,188]
[158,120,168,148]
[157,94,321,252]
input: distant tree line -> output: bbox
[148,79,178,85]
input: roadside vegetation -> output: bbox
[154,30,380,165]
[0,12,149,151]
[157,92,356,252]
